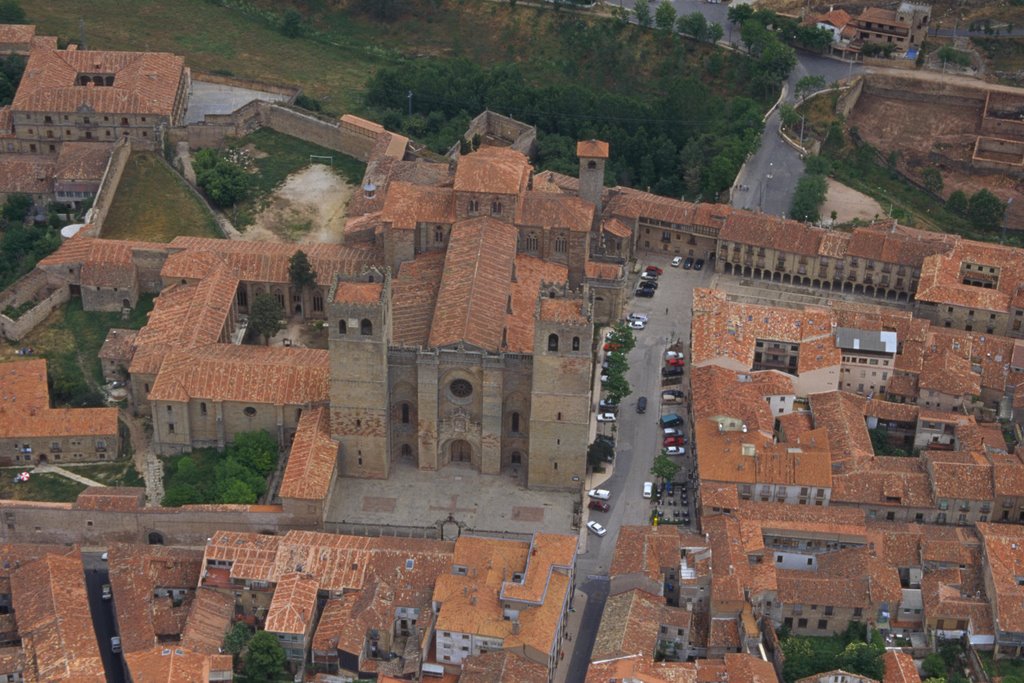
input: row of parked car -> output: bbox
[671,255,705,270]
[635,265,662,298]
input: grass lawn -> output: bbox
[102,152,221,242]
[0,295,155,407]
[0,469,86,502]
[69,460,146,488]
[228,128,365,227]
[979,650,1024,679]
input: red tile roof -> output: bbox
[279,407,337,501]
[518,191,594,232]
[883,650,922,683]
[461,650,548,683]
[0,359,118,438]
[0,154,54,194]
[390,251,446,348]
[977,523,1024,635]
[14,47,187,117]
[54,142,112,181]
[453,146,530,196]
[380,181,454,229]
[124,647,233,683]
[265,572,320,635]
[333,280,382,305]
[576,140,609,159]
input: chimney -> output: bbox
[511,620,521,635]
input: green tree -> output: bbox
[162,483,203,507]
[633,0,652,28]
[280,9,303,38]
[0,0,26,23]
[922,167,943,195]
[967,188,1006,231]
[835,640,884,680]
[228,431,279,478]
[795,75,826,100]
[804,154,832,176]
[779,104,800,130]
[921,653,946,679]
[243,631,287,682]
[790,172,828,222]
[655,0,678,33]
[223,622,253,661]
[288,249,318,290]
[220,479,257,505]
[193,149,251,208]
[249,293,284,345]
[2,193,32,222]
[727,3,754,26]
[706,22,724,44]
[946,189,968,215]
[588,439,615,468]
[677,12,708,40]
[651,452,681,482]
[606,323,637,353]
[603,372,631,405]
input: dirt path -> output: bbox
[239,164,354,244]
[821,179,886,224]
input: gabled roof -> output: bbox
[453,145,530,196]
[0,359,118,439]
[380,181,454,229]
[279,407,337,501]
[265,572,319,635]
[518,190,594,232]
[428,217,517,351]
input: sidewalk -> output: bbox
[553,589,590,683]
[32,463,104,487]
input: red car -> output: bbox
[604,342,623,352]
[665,357,686,367]
[645,266,664,275]
[664,436,687,447]
[588,500,610,512]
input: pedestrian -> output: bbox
[665,307,669,315]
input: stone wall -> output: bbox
[861,72,988,108]
[834,77,865,119]
[973,136,1024,176]
[0,269,68,341]
[981,91,1024,140]
[89,137,132,236]
[192,72,300,100]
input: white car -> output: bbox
[588,488,611,500]
[661,392,683,404]
[640,271,658,281]
[628,313,649,323]
[628,320,646,330]
[600,374,609,384]
[671,256,683,267]
[663,427,683,437]
[664,446,686,456]
[596,412,617,423]
[643,481,654,498]
[587,520,608,536]
[665,350,684,360]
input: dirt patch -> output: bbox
[240,164,354,243]
[822,179,886,223]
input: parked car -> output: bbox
[665,350,685,360]
[694,258,705,271]
[636,396,648,413]
[599,399,618,411]
[671,256,683,267]
[628,320,646,330]
[683,257,694,269]
[662,366,684,377]
[588,488,611,500]
[101,584,112,601]
[661,392,683,404]
[587,521,608,536]
[643,481,654,498]
[645,265,664,275]
[664,446,686,456]
[628,313,649,323]
[635,288,654,298]
[664,436,687,447]
[596,412,617,423]
[588,500,610,512]
[595,434,615,447]
[665,357,685,367]
[600,373,609,383]
[639,279,658,290]
[663,427,683,437]
[640,271,658,282]
[663,389,685,398]
[111,636,122,654]
[603,342,622,352]
[659,413,684,427]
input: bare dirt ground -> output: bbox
[239,164,354,243]
[822,179,886,223]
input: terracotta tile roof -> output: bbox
[916,240,1024,313]
[602,217,632,239]
[10,551,106,682]
[989,451,1024,498]
[39,235,167,268]
[107,544,203,654]
[865,398,919,422]
[391,251,446,348]
[124,647,233,683]
[818,231,851,257]
[857,7,902,26]
[179,587,234,655]
[433,533,574,657]
[279,407,337,501]
[585,658,699,683]
[585,260,622,280]
[690,289,840,374]
[925,451,995,500]
[921,567,994,636]
[539,297,587,325]
[778,411,815,441]
[265,572,319,635]
[797,671,877,683]
[98,327,138,362]
[720,213,824,256]
[577,139,609,159]
[460,650,549,683]
[380,181,454,229]
[54,142,111,181]
[81,239,135,288]
[591,588,668,660]
[13,47,187,117]
[428,217,517,352]
[691,365,778,436]
[453,145,530,196]
[809,391,874,460]
[128,275,236,376]
[74,487,145,511]
[883,650,922,683]
[0,647,24,678]
[918,348,980,398]
[847,221,954,267]
[832,457,934,508]
[333,280,382,305]
[605,189,731,234]
[610,526,707,583]
[0,24,36,45]
[0,154,54,194]
[977,523,1024,635]
[815,8,853,28]
[519,191,594,232]
[148,344,329,405]
[0,359,118,438]
[696,419,833,488]
[167,237,378,288]
[707,618,740,649]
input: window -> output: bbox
[435,226,444,243]
[237,288,248,307]
[491,201,502,214]
[468,199,479,213]
[548,334,559,352]
[818,619,828,630]
[572,336,580,351]
[244,406,257,417]
[797,618,808,628]
[450,379,473,398]
[824,606,834,616]
[200,402,207,416]
[401,403,410,424]
[120,117,129,125]
[853,607,863,617]
[338,319,347,334]
[312,293,323,313]
[554,237,567,253]
[168,423,175,433]
[511,412,521,433]
[360,318,372,335]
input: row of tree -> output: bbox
[789,155,831,223]
[633,0,725,45]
